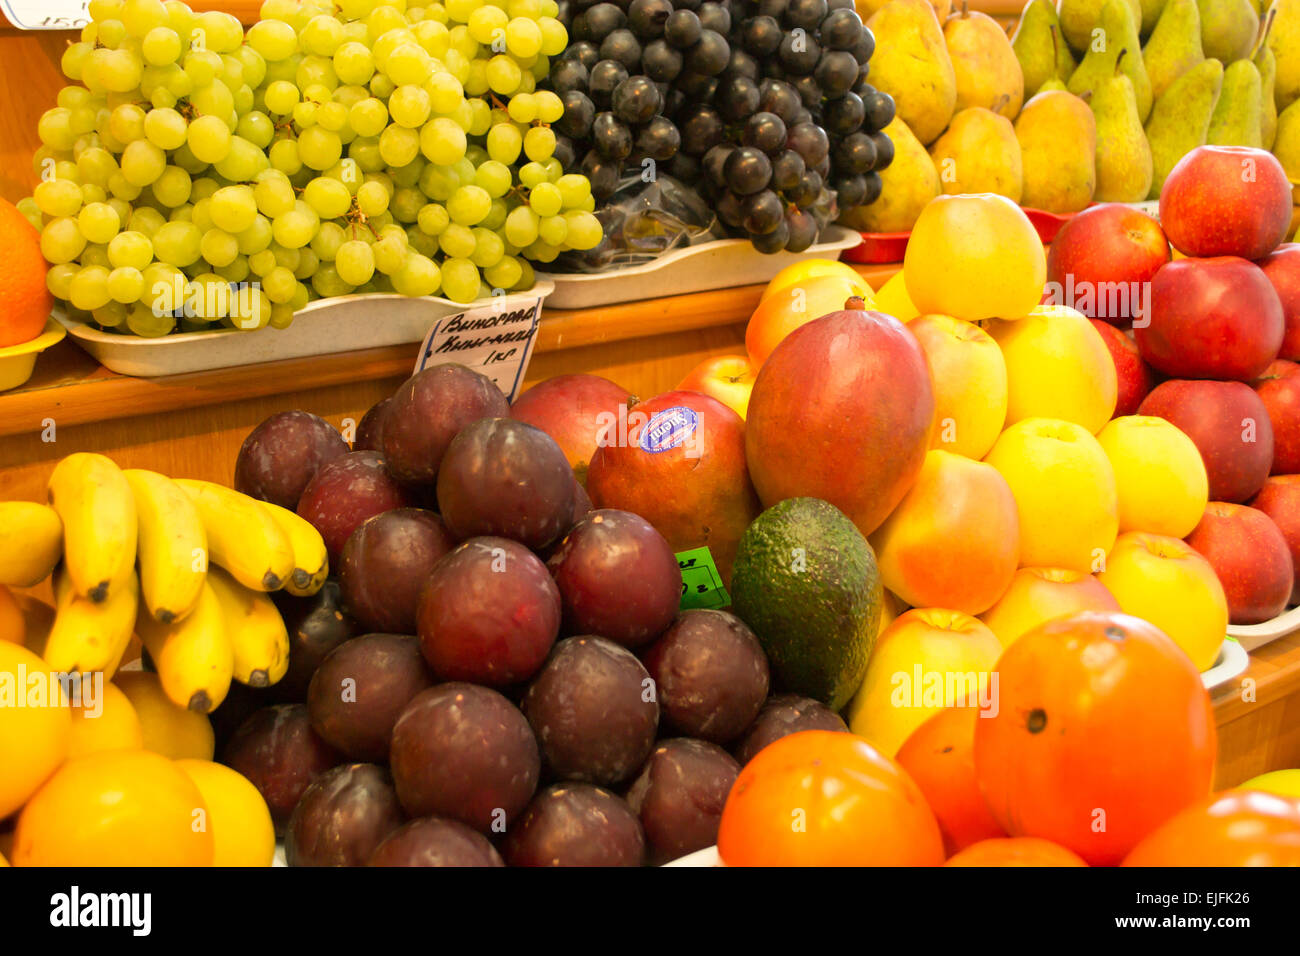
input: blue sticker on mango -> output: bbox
[639,406,699,453]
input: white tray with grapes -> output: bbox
[51,281,553,377]
[536,224,862,310]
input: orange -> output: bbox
[0,584,23,644]
[896,706,1006,856]
[974,611,1217,866]
[945,837,1088,867]
[13,749,214,866]
[903,194,1046,322]
[113,671,214,760]
[0,640,72,817]
[1122,790,1300,866]
[0,195,54,347]
[68,680,145,758]
[717,730,944,866]
[175,759,276,867]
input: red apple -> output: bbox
[1089,320,1156,416]
[510,374,635,483]
[1045,203,1170,325]
[1138,380,1275,503]
[1250,476,1300,602]
[1186,502,1294,624]
[1159,146,1293,260]
[1134,257,1284,382]
[677,354,757,420]
[1258,244,1300,361]
[1253,360,1300,475]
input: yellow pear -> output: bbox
[1270,0,1300,112]
[839,118,941,232]
[929,107,1025,202]
[1016,90,1098,211]
[944,1,1025,118]
[867,0,958,144]
[857,0,953,20]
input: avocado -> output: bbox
[730,497,882,711]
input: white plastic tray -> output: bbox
[536,226,862,310]
[1203,637,1250,691]
[52,282,554,378]
[1226,605,1300,652]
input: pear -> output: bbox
[1016,90,1098,211]
[944,1,1025,117]
[928,107,1024,201]
[1011,0,1077,96]
[839,118,941,233]
[1092,52,1154,201]
[1068,0,1153,122]
[1207,58,1264,146]
[1144,58,1224,195]
[1138,0,1170,31]
[1197,0,1259,64]
[1039,76,1070,91]
[1143,0,1204,101]
[1059,0,1144,53]
[1255,9,1279,147]
[1273,99,1300,203]
[857,0,954,21]
[1271,0,1300,112]
[866,0,958,145]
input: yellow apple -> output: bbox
[1097,531,1229,671]
[846,607,1002,758]
[677,354,756,420]
[909,314,1008,459]
[1096,415,1209,538]
[978,567,1121,647]
[1239,770,1300,798]
[873,269,920,322]
[984,417,1119,572]
[986,304,1118,435]
[760,259,874,304]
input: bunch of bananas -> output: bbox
[0,453,328,714]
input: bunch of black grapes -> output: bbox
[548,0,895,253]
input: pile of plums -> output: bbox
[219,362,852,866]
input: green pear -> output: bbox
[1039,76,1071,91]
[1144,58,1223,196]
[945,2,1025,117]
[1197,0,1259,63]
[928,107,1025,201]
[1092,53,1154,200]
[1255,9,1280,146]
[1272,98,1300,201]
[1011,0,1077,96]
[838,118,941,233]
[1016,89,1098,211]
[1059,0,1144,53]
[1207,58,1264,146]
[1270,0,1300,112]
[1139,0,1170,33]
[1068,0,1154,121]
[1143,0,1204,100]
[865,0,958,145]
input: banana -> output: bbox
[205,566,290,687]
[0,502,63,587]
[135,580,232,714]
[173,479,293,592]
[45,567,139,675]
[258,500,328,597]
[47,453,137,602]
[124,469,208,624]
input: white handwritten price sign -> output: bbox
[412,293,545,402]
[1,0,90,30]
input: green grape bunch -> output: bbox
[19,0,603,338]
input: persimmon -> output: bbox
[717,730,944,867]
[973,611,1216,866]
[1123,790,1300,866]
[896,706,1006,856]
[945,837,1088,867]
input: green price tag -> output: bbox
[676,546,730,611]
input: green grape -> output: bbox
[126,303,177,338]
[387,43,434,86]
[79,202,122,244]
[379,125,421,167]
[108,231,154,270]
[92,302,130,329]
[301,14,346,56]
[107,196,134,225]
[415,19,452,56]
[109,104,147,144]
[69,265,113,311]
[391,186,425,222]
[438,222,476,258]
[149,165,192,207]
[538,16,567,56]
[356,180,390,217]
[81,243,112,269]
[390,85,433,128]
[417,118,465,166]
[333,83,370,108]
[263,265,298,303]
[269,302,295,329]
[563,210,603,250]
[269,139,303,176]
[392,252,441,297]
[504,18,543,58]
[187,273,231,320]
[485,55,521,95]
[481,198,508,231]
[214,137,271,182]
[191,198,215,232]
[507,0,541,18]
[99,48,145,94]
[38,109,77,151]
[296,126,343,171]
[369,72,397,99]
[473,159,512,198]
[445,0,481,21]
[446,184,490,225]
[220,55,245,90]
[517,70,537,94]
[540,0,560,16]
[238,215,274,256]
[469,227,504,268]
[416,203,450,236]
[528,181,562,217]
[16,197,43,231]
[127,206,166,236]
[187,115,232,165]
[311,264,353,297]
[192,177,220,202]
[216,256,251,284]
[349,98,388,137]
[107,265,146,303]
[417,163,457,201]
[183,50,222,87]
[483,255,522,291]
[35,179,84,218]
[537,214,566,247]
[296,55,340,92]
[369,8,411,41]
[506,93,537,124]
[556,173,591,209]
[504,205,539,247]
[523,125,555,163]
[524,239,559,263]
[264,80,300,114]
[229,285,272,330]
[45,263,80,300]
[467,6,507,44]
[190,81,235,122]
[62,43,93,81]
[237,111,276,149]
[81,184,108,206]
[575,193,596,213]
[249,249,277,277]
[168,204,193,223]
[534,90,563,124]
[310,221,347,260]
[513,257,535,290]
[336,239,376,285]
[518,161,548,188]
[334,41,376,85]
[272,201,321,248]
[485,122,522,164]
[440,257,481,303]
[448,24,479,59]
[142,107,186,150]
[405,224,438,258]
[250,14,298,55]
[426,73,464,115]
[150,87,178,109]
[372,234,408,275]
[233,47,269,90]
[315,101,351,132]
[464,59,490,96]
[193,9,244,51]
[210,185,259,233]
[294,99,321,129]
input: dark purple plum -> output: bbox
[625,738,739,864]
[546,509,681,648]
[417,537,560,686]
[522,636,658,785]
[641,609,769,744]
[339,509,455,634]
[381,364,509,485]
[307,633,435,762]
[389,683,540,832]
[285,763,405,867]
[368,817,505,867]
[234,410,350,510]
[733,694,849,765]
[353,396,392,453]
[504,783,645,866]
[270,581,355,703]
[296,451,412,562]
[436,418,575,550]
